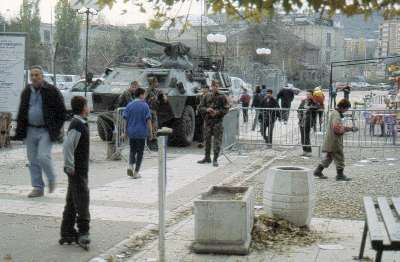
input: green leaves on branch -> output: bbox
[94,0,400,19]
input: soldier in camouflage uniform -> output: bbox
[195,84,209,148]
[198,80,230,167]
[117,81,139,108]
[145,78,166,148]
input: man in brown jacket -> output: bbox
[313,99,358,181]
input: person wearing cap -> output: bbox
[259,89,280,147]
[313,99,358,181]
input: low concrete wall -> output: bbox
[193,186,254,255]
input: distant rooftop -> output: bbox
[160,15,217,31]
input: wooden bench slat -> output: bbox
[364,197,385,244]
[392,198,400,217]
[377,197,400,243]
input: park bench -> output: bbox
[358,197,400,262]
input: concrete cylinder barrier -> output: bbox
[263,166,315,226]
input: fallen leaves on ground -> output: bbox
[251,215,321,251]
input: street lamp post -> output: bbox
[77,7,98,97]
[255,48,272,86]
[207,33,227,56]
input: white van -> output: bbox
[61,78,103,112]
[230,77,252,100]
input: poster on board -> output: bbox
[70,0,100,10]
[0,33,26,119]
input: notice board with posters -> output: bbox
[0,33,26,119]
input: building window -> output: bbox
[325,51,331,64]
[44,30,51,43]
[326,32,332,48]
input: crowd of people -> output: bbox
[238,84,358,181]
[238,85,323,152]
[10,65,358,248]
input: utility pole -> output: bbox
[85,9,89,96]
[77,7,98,97]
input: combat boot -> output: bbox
[212,154,219,167]
[313,164,328,179]
[336,168,352,181]
[198,153,211,164]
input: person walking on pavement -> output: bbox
[239,87,251,123]
[343,83,351,100]
[60,96,91,248]
[117,81,139,108]
[123,88,153,178]
[259,89,280,148]
[313,99,358,181]
[330,84,337,108]
[277,85,295,124]
[251,86,263,131]
[13,66,66,198]
[198,80,230,167]
[298,90,320,157]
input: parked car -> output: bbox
[350,82,369,88]
[27,72,80,90]
[377,82,391,89]
[61,78,103,111]
[56,75,81,90]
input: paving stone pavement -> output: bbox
[129,216,400,262]
[0,138,258,262]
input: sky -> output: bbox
[0,0,203,25]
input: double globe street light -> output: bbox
[207,33,227,55]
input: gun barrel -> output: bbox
[144,38,171,48]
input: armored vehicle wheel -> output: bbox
[97,112,114,142]
[169,105,195,147]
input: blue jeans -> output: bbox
[25,127,56,191]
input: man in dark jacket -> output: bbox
[298,90,320,157]
[14,66,67,197]
[259,89,280,147]
[277,86,295,124]
[251,86,263,131]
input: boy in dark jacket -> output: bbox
[60,96,91,249]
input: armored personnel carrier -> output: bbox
[93,38,232,146]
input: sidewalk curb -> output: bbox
[88,150,286,262]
